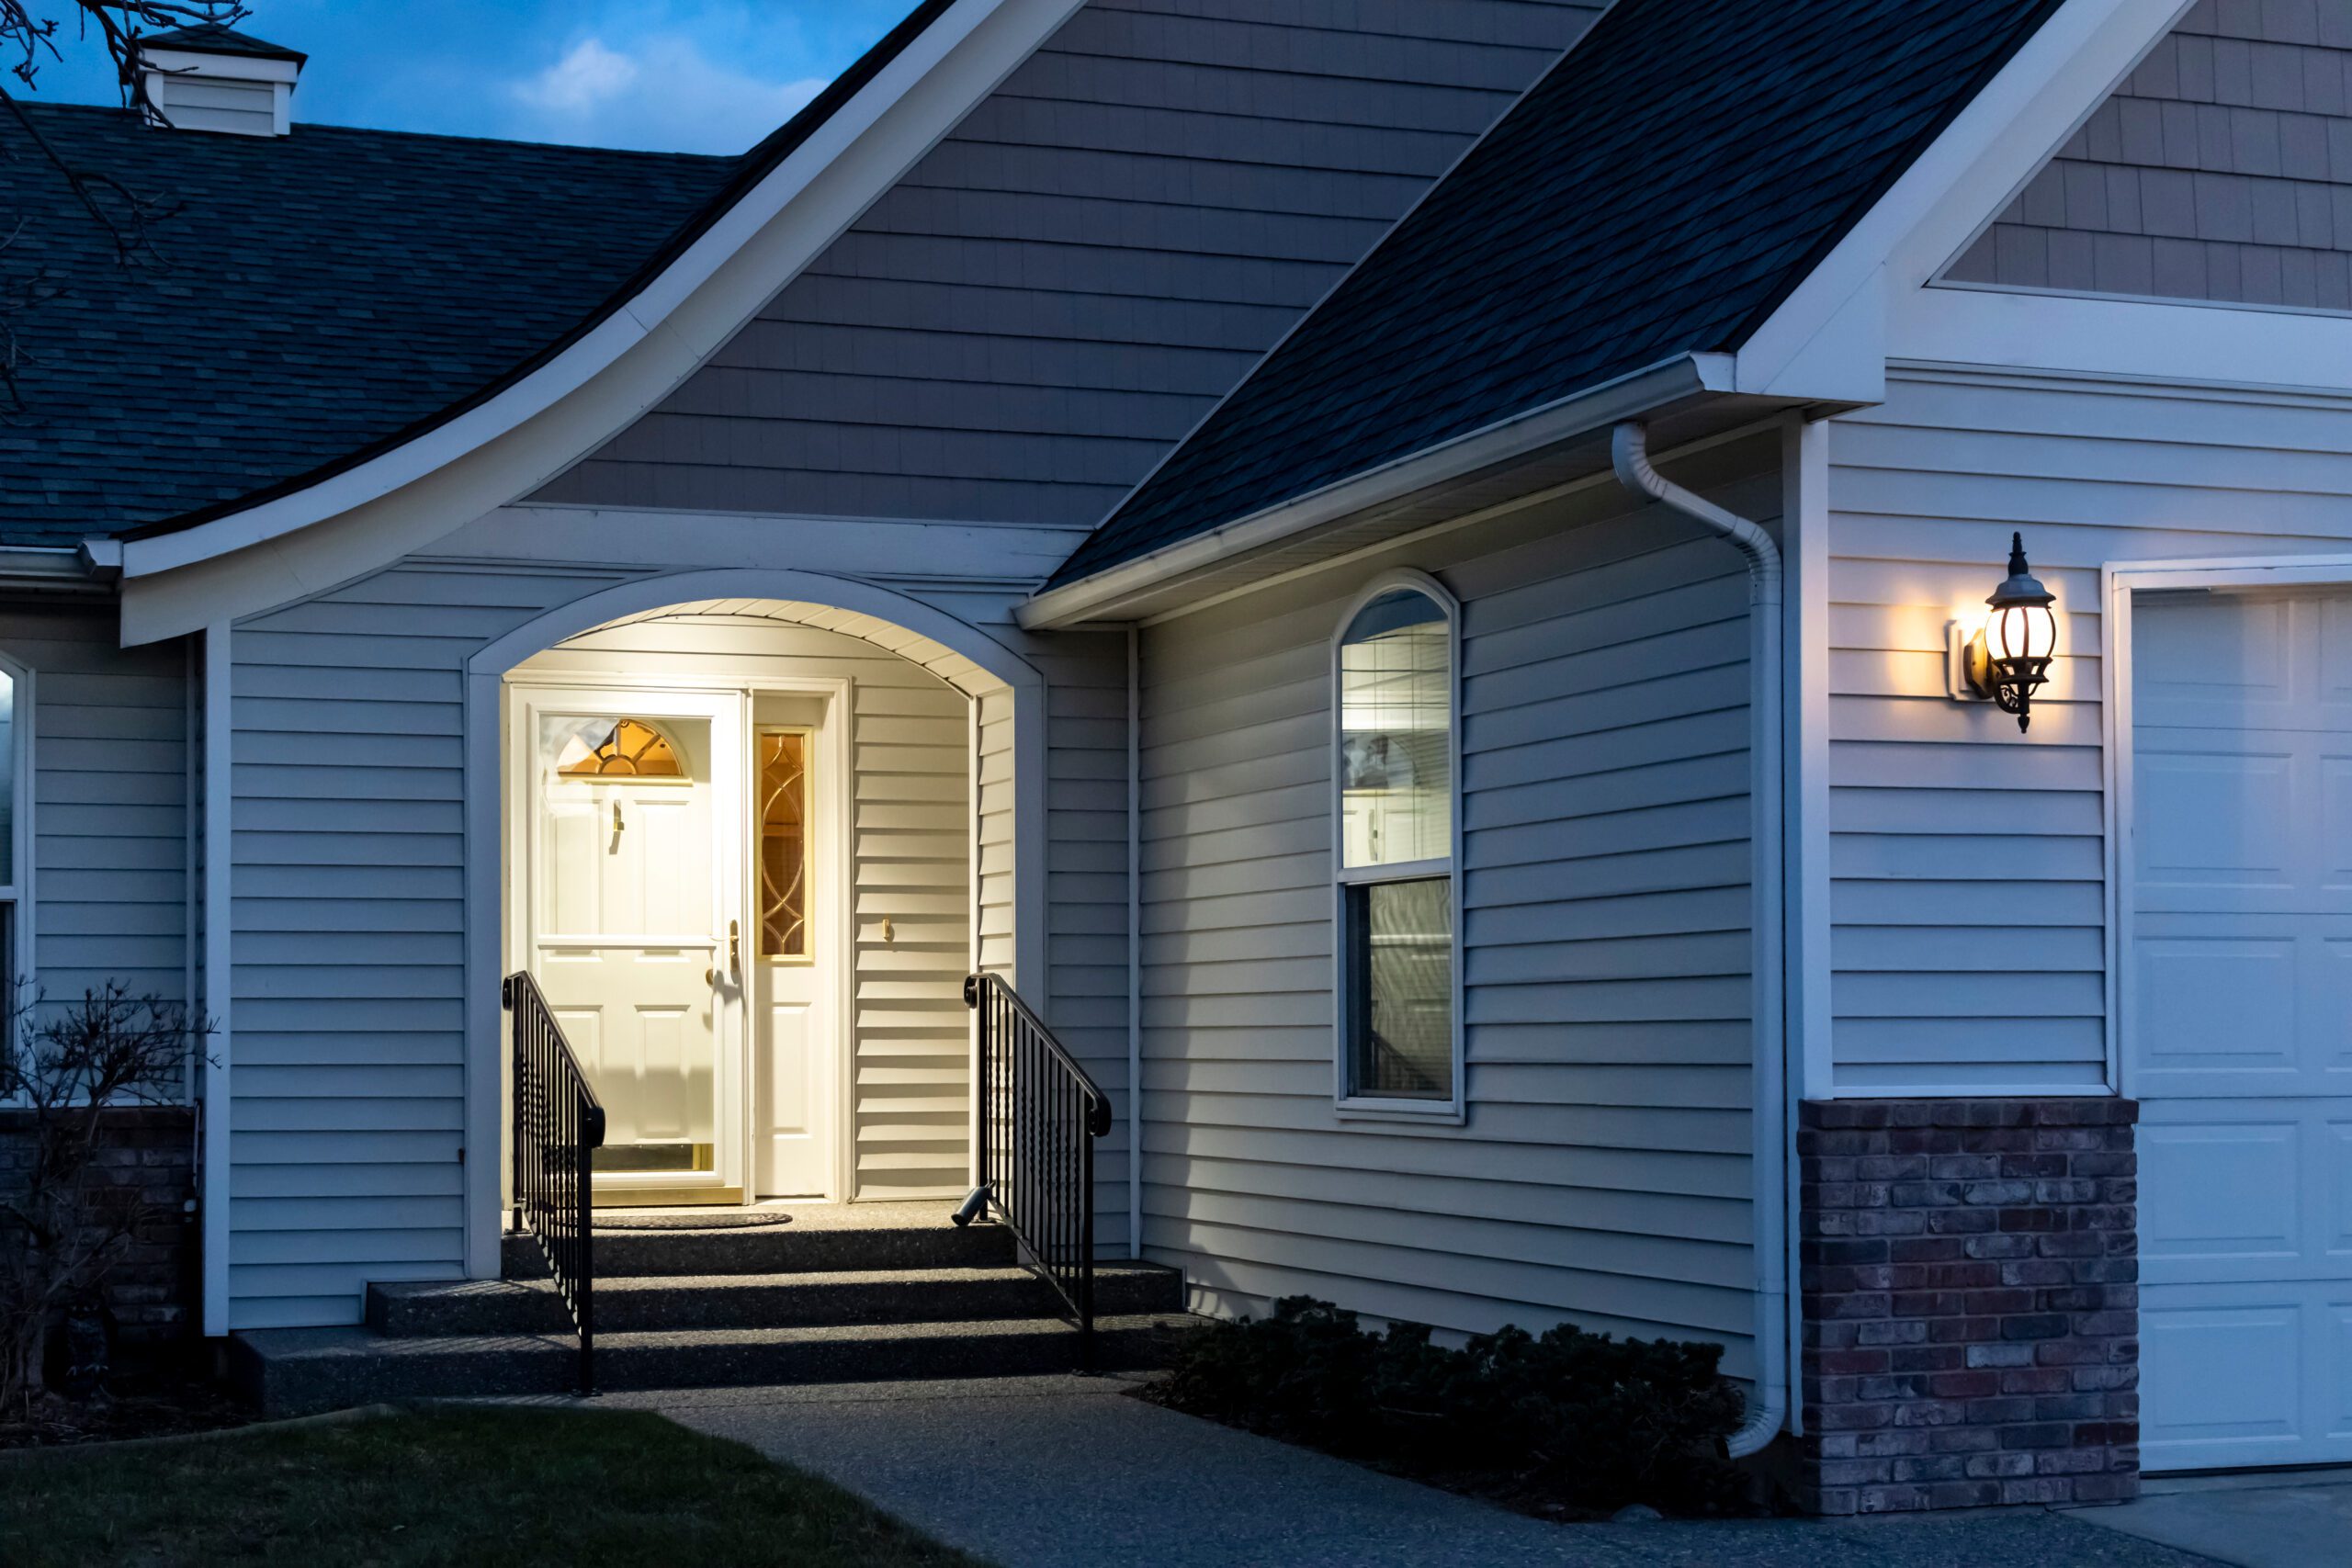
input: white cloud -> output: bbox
[515,39,641,114]
[508,32,825,153]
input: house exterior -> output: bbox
[9,0,2352,1515]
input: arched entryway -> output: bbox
[458,571,1044,1271]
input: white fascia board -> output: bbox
[1893,285,2352,389]
[1733,0,2188,400]
[112,0,1080,640]
[141,47,301,85]
[1015,351,1736,631]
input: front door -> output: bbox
[520,688,745,1201]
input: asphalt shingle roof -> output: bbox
[0,105,730,545]
[1048,0,2063,591]
[140,23,308,62]
[0,0,956,549]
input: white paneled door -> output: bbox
[2131,588,2352,1472]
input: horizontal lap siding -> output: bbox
[516,616,973,1202]
[228,563,627,1328]
[1138,448,1772,1372]
[533,0,1599,523]
[0,602,190,1006]
[914,584,1133,1253]
[1826,367,2352,1094]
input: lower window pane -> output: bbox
[1345,876,1453,1101]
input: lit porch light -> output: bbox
[1962,533,2059,733]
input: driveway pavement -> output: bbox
[580,1374,2235,1567]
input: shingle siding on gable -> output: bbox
[1945,0,2352,308]
[532,0,1603,525]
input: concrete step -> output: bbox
[232,1313,1197,1416]
[503,1213,1014,1280]
[371,1262,1185,1337]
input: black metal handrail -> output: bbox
[956,971,1112,1365]
[504,970,605,1393]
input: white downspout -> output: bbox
[1611,422,1790,1459]
[1127,626,1144,1259]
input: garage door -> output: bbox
[2132,587,2352,1472]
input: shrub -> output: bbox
[0,985,209,1414]
[1146,1296,1748,1518]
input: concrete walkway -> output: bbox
[2069,1468,2352,1568]
[581,1375,2223,1568]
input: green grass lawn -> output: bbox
[0,1406,989,1568]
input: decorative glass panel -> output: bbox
[1344,877,1453,1100]
[759,730,809,959]
[1340,591,1451,869]
[553,716,685,779]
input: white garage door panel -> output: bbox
[2132,589,2352,1472]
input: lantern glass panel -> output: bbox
[1989,603,2056,665]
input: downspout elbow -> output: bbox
[1611,423,1781,603]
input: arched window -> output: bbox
[552,717,687,779]
[1333,575,1460,1112]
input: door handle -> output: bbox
[709,923,743,988]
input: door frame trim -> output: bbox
[501,671,857,1207]
[2102,551,2352,1102]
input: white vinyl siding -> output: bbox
[1820,367,2352,1094]
[1137,442,1773,1374]
[0,603,191,1010]
[221,552,1101,1325]
[516,614,975,1201]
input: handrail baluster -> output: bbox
[503,970,605,1393]
[956,972,1112,1366]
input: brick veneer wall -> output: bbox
[0,1105,198,1349]
[1793,1098,2138,1515]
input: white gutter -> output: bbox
[0,545,97,581]
[1019,353,1736,631]
[1611,422,1790,1461]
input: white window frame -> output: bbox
[1329,570,1465,1122]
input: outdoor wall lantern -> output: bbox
[1949,533,2058,733]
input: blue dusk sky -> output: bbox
[22,2,916,152]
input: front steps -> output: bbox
[232,1204,1191,1416]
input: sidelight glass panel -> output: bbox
[1340,591,1450,869]
[1343,876,1453,1100]
[758,730,809,959]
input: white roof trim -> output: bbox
[1017,352,1736,631]
[114,0,1084,644]
[1732,0,2192,401]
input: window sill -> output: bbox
[1333,1097,1465,1127]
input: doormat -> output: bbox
[594,1211,797,1232]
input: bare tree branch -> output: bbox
[0,3,250,410]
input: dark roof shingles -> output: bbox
[1050,0,2060,589]
[0,105,733,544]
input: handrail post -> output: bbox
[576,1100,597,1395]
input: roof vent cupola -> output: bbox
[135,24,306,137]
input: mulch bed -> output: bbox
[0,1370,251,1451]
